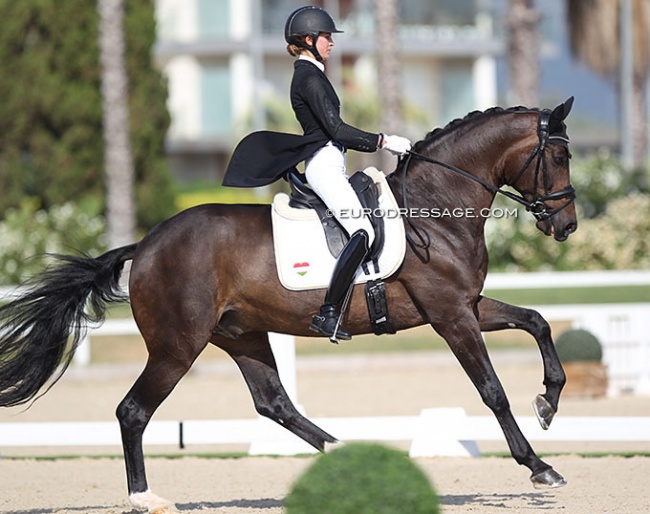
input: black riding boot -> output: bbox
[310,230,370,341]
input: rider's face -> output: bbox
[307,32,334,61]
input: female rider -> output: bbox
[285,6,411,341]
[224,5,411,341]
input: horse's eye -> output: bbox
[553,156,566,166]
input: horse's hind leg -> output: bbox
[215,332,337,451]
[475,295,565,429]
[117,344,207,513]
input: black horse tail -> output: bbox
[0,244,138,407]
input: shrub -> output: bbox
[555,329,603,363]
[0,200,107,285]
[285,443,440,514]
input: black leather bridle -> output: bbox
[404,109,576,222]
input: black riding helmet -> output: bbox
[284,6,343,62]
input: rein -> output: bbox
[400,110,576,260]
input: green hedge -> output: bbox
[555,329,603,362]
[285,443,440,514]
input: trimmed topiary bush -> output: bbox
[555,329,603,362]
[285,443,440,514]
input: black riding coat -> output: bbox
[223,59,380,187]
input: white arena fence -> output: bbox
[1,270,649,456]
[1,410,649,457]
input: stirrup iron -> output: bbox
[329,281,355,344]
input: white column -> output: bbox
[165,56,202,139]
[473,55,497,110]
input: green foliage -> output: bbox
[0,1,103,212]
[570,149,649,219]
[0,200,107,286]
[285,443,440,514]
[177,185,272,212]
[555,329,603,363]
[560,193,650,270]
[0,0,175,230]
[486,153,650,271]
[125,0,176,229]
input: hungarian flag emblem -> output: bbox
[293,262,310,276]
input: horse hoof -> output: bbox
[530,468,567,489]
[324,440,346,453]
[532,394,555,430]
[129,490,178,513]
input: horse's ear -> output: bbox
[549,96,574,133]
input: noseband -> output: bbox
[405,110,576,222]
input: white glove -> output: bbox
[382,134,412,156]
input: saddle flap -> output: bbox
[286,169,348,257]
[271,167,406,292]
[349,171,385,267]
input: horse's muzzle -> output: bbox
[537,217,577,241]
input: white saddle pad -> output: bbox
[271,167,406,291]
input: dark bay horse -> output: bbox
[0,99,577,512]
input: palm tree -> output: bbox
[567,0,650,167]
[507,0,541,107]
[375,0,403,172]
[98,0,136,248]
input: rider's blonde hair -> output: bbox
[286,36,307,57]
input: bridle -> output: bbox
[403,109,576,222]
[399,109,576,262]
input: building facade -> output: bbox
[155,0,501,183]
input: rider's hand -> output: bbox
[382,134,412,156]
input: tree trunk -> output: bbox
[98,0,136,248]
[632,74,648,166]
[375,0,402,173]
[507,0,541,107]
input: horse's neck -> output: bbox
[388,113,534,210]
[388,144,496,213]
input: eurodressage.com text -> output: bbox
[330,207,519,220]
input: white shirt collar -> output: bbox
[298,54,325,72]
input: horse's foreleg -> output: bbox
[216,332,337,451]
[475,296,565,429]
[434,316,566,488]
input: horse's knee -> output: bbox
[524,308,551,338]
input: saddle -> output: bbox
[283,168,394,335]
[286,169,385,273]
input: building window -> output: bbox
[198,0,230,38]
[201,64,232,136]
[401,0,476,27]
[440,62,474,122]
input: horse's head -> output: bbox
[505,98,578,241]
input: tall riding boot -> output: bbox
[310,230,370,341]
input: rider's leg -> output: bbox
[305,143,375,244]
[309,229,370,340]
[305,143,375,340]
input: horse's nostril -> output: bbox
[565,223,577,235]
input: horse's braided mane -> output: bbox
[411,105,538,154]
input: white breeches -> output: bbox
[305,143,375,246]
